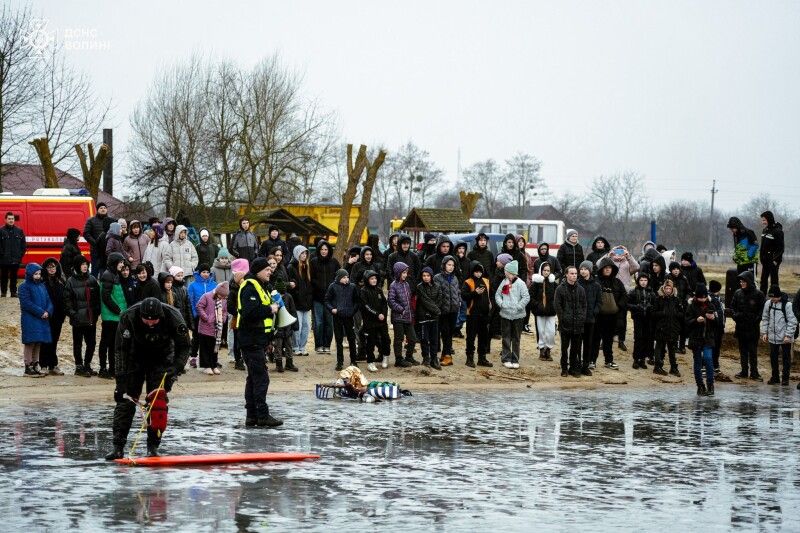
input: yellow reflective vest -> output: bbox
[237,278,274,334]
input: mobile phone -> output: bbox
[613,248,625,256]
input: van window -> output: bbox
[27,207,89,239]
[529,224,558,245]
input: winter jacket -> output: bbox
[351,246,380,286]
[609,253,640,291]
[158,273,193,329]
[196,291,225,337]
[211,257,232,285]
[586,236,611,271]
[728,217,759,267]
[578,275,602,324]
[60,229,82,278]
[144,241,167,273]
[596,258,627,315]
[646,255,667,293]
[387,235,422,292]
[133,276,161,303]
[105,225,125,258]
[467,238,495,277]
[100,253,127,322]
[42,257,66,320]
[82,213,109,251]
[453,246,471,284]
[557,241,585,271]
[461,262,491,317]
[120,274,137,307]
[236,273,276,347]
[310,241,341,302]
[360,281,389,329]
[760,211,784,266]
[162,217,177,243]
[382,233,400,284]
[681,263,706,295]
[288,260,313,312]
[501,234,529,285]
[532,243,562,283]
[433,256,461,314]
[652,285,682,343]
[258,237,288,261]
[388,262,413,323]
[554,281,587,334]
[425,235,455,275]
[64,269,100,327]
[18,263,53,343]
[627,286,655,320]
[416,281,442,322]
[195,235,220,269]
[188,274,218,318]
[324,279,359,318]
[122,221,151,268]
[530,269,557,316]
[230,228,258,262]
[730,271,765,340]
[495,276,530,320]
[686,298,717,349]
[162,225,199,275]
[666,272,691,308]
[638,247,661,276]
[760,294,798,344]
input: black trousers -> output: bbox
[112,370,167,448]
[242,343,271,419]
[561,332,583,372]
[0,264,19,295]
[191,323,201,358]
[439,312,457,356]
[198,334,218,369]
[99,321,118,373]
[332,315,357,365]
[712,327,723,370]
[72,324,97,368]
[769,343,791,382]
[615,305,627,342]
[738,336,760,377]
[594,314,617,363]
[363,324,391,363]
[392,321,417,361]
[418,320,439,360]
[760,263,780,294]
[582,321,595,368]
[654,338,678,370]
[466,314,490,358]
[632,317,653,362]
[40,315,65,369]
[232,329,242,363]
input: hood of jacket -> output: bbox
[440,254,456,273]
[66,228,81,244]
[469,260,484,277]
[107,252,126,273]
[174,224,188,242]
[25,263,43,282]
[359,246,374,263]
[641,241,656,255]
[537,243,550,259]
[393,261,409,280]
[316,240,333,263]
[129,219,142,235]
[157,272,173,289]
[597,257,619,278]
[397,233,413,248]
[212,256,231,270]
[591,236,611,253]
[163,217,176,232]
[503,233,519,254]
[42,257,64,280]
[727,217,745,232]
[435,235,453,256]
[454,240,468,255]
[737,270,756,291]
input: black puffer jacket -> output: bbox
[557,240,585,271]
[467,233,495,277]
[760,211,784,265]
[351,246,380,287]
[730,270,765,339]
[60,228,82,278]
[0,223,26,264]
[596,257,627,314]
[416,281,442,322]
[310,241,341,302]
[627,285,655,320]
[586,236,611,271]
[425,235,455,275]
[502,233,529,283]
[554,281,587,334]
[359,273,389,328]
[42,257,66,320]
[652,284,682,342]
[82,213,109,250]
[387,235,422,291]
[324,271,359,318]
[64,258,100,327]
[578,275,601,324]
[686,298,717,349]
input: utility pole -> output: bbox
[708,179,718,252]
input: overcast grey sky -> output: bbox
[21,0,800,210]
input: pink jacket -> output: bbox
[195,291,222,337]
[612,254,640,291]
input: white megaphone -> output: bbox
[275,305,297,328]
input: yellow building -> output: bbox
[239,203,368,245]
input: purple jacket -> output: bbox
[195,291,222,337]
[388,261,413,323]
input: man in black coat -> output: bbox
[258,225,289,263]
[387,234,422,293]
[731,270,765,381]
[467,232,495,277]
[554,266,587,377]
[759,210,784,293]
[0,211,26,297]
[105,297,191,459]
[83,202,112,277]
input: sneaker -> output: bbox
[405,356,421,366]
[503,361,513,369]
[394,359,412,368]
[669,368,681,378]
[605,362,619,370]
[465,359,476,368]
[234,361,246,371]
[477,357,493,368]
[303,351,309,356]
[367,363,378,372]
[639,360,648,370]
[570,370,582,378]
[24,364,45,378]
[381,356,389,369]
[750,374,763,382]
[588,362,596,370]
[256,415,283,428]
[440,355,454,366]
[98,368,111,379]
[204,368,214,375]
[190,357,198,368]
[49,366,64,376]
[74,365,86,377]
[581,367,593,376]
[213,367,221,375]
[511,363,520,369]
[523,324,532,334]
[315,347,324,354]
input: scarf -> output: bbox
[214,298,224,353]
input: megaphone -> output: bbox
[275,305,297,328]
[270,290,285,308]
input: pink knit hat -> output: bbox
[231,258,249,274]
[168,266,184,277]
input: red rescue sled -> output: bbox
[114,452,320,467]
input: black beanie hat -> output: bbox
[197,263,210,273]
[681,252,693,262]
[708,280,722,293]
[669,261,681,271]
[768,285,782,298]
[250,257,269,275]
[96,202,107,209]
[695,284,708,298]
[140,297,164,320]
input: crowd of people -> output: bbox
[3,205,797,398]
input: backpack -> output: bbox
[777,299,800,339]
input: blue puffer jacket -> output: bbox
[188,273,217,318]
[18,263,53,344]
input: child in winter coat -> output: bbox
[211,248,233,285]
[731,270,765,381]
[760,285,798,386]
[434,256,461,367]
[495,260,530,369]
[578,261,601,374]
[99,253,128,379]
[667,261,691,354]
[196,282,230,375]
[271,279,299,373]
[627,272,655,369]
[18,263,52,377]
[40,257,66,374]
[708,280,725,374]
[416,266,442,369]
[490,253,513,339]
[388,262,417,368]
[686,284,717,396]
[594,257,626,369]
[461,261,492,368]
[65,256,100,377]
[325,269,360,371]
[288,246,312,357]
[530,262,557,361]
[360,270,391,372]
[652,279,682,376]
[188,263,217,367]
[60,228,82,278]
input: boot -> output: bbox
[440,354,453,366]
[632,360,640,369]
[669,367,681,378]
[477,355,493,368]
[466,355,475,368]
[405,355,421,366]
[581,366,593,376]
[234,360,246,371]
[639,359,648,370]
[697,384,707,396]
[256,415,283,428]
[654,367,668,376]
[245,416,257,427]
[285,358,299,372]
[706,384,715,396]
[430,357,442,370]
[543,348,553,362]
[275,358,284,373]
[105,446,124,461]
[422,356,431,367]
[618,341,628,352]
[395,358,412,368]
[147,445,160,457]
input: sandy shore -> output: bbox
[1,296,796,404]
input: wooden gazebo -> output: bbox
[398,208,474,243]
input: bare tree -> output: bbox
[461,159,510,217]
[505,152,546,212]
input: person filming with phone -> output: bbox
[601,245,639,352]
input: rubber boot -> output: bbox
[105,446,124,461]
[147,445,159,457]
